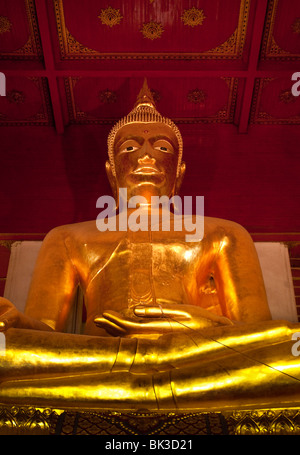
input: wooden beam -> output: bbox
[35,0,64,134]
[238,0,269,133]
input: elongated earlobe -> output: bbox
[105,160,118,204]
[174,161,186,195]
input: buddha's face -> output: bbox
[108,122,185,203]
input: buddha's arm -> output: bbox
[24,227,79,331]
[0,297,54,332]
[213,224,271,323]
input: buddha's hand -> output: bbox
[0,297,21,331]
[0,297,53,332]
[94,304,233,337]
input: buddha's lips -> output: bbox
[132,166,162,175]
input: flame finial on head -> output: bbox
[107,78,183,176]
[134,78,156,109]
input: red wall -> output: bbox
[0,123,299,234]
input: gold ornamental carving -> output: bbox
[0,406,63,435]
[65,29,98,56]
[2,405,300,435]
[0,16,12,34]
[6,90,26,105]
[279,89,297,104]
[260,0,299,60]
[54,0,250,60]
[99,89,118,104]
[251,78,300,125]
[141,21,164,40]
[187,88,207,105]
[291,18,300,34]
[0,0,43,60]
[98,7,123,28]
[226,409,300,435]
[181,7,205,27]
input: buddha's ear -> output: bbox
[174,161,186,195]
[105,160,117,200]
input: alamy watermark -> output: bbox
[0,72,6,97]
[291,332,300,356]
[291,72,300,97]
[96,188,204,242]
[0,333,5,355]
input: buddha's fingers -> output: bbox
[0,320,7,332]
[134,305,189,319]
[93,315,127,336]
[101,310,187,334]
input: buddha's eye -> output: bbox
[154,145,172,153]
[120,145,139,154]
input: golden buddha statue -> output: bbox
[0,80,299,412]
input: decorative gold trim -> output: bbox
[0,406,63,435]
[0,241,14,251]
[291,18,300,34]
[1,405,300,435]
[0,16,12,34]
[225,409,300,435]
[0,77,53,127]
[0,0,43,60]
[54,0,250,60]
[98,7,123,28]
[99,89,118,104]
[187,88,207,104]
[6,90,26,105]
[141,21,164,40]
[206,29,237,56]
[251,78,300,125]
[279,89,297,104]
[64,77,239,126]
[181,7,206,28]
[260,0,299,60]
[65,29,98,56]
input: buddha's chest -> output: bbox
[82,237,204,309]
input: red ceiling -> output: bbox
[0,0,299,133]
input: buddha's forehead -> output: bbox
[114,122,179,148]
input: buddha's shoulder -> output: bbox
[203,216,251,238]
[43,220,123,243]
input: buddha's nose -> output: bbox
[137,154,156,165]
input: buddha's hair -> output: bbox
[107,81,183,177]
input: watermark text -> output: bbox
[0,72,6,96]
[96,188,204,242]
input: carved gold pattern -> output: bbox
[1,405,300,435]
[64,77,238,125]
[0,77,53,126]
[251,78,300,125]
[54,0,250,60]
[181,7,205,27]
[291,18,300,34]
[227,409,300,435]
[141,21,164,40]
[279,89,297,104]
[0,241,13,251]
[206,29,237,56]
[98,7,123,28]
[6,90,26,105]
[260,0,299,60]
[187,88,207,104]
[0,1,43,60]
[0,16,12,34]
[99,89,117,104]
[65,29,98,56]
[0,406,63,435]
